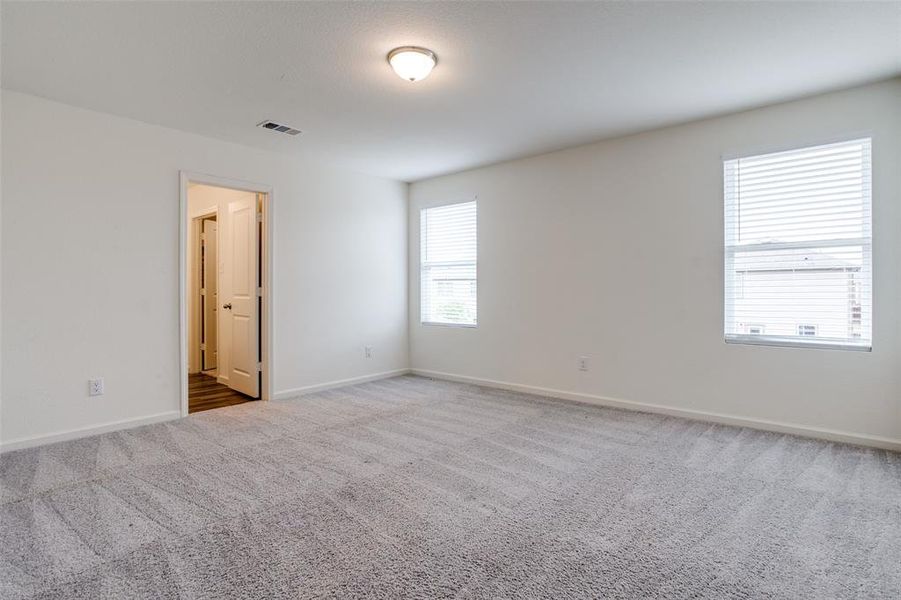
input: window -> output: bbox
[420,201,477,326]
[797,324,818,337]
[724,138,872,350]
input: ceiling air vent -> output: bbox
[257,120,301,136]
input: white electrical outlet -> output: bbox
[88,378,105,396]
[364,346,373,359]
[578,356,589,372]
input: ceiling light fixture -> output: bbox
[387,46,437,82]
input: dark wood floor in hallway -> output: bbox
[188,373,254,413]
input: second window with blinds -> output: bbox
[724,138,872,350]
[420,201,477,327]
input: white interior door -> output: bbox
[201,219,218,371]
[223,195,260,397]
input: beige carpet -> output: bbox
[1,375,899,599]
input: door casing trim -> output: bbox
[179,171,274,417]
[189,210,217,374]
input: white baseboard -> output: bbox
[2,369,412,453]
[411,369,901,452]
[273,368,412,400]
[1,410,182,453]
[7,369,895,453]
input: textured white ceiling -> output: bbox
[3,1,900,181]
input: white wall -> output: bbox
[409,78,901,445]
[1,90,408,447]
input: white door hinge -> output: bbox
[256,287,263,297]
[256,213,263,223]
[257,362,263,372]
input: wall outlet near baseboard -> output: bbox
[88,378,105,396]
[578,356,590,372]
[364,346,373,359]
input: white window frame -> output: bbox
[723,137,873,352]
[420,200,478,328]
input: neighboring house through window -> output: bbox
[797,324,818,337]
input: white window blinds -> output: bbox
[724,138,872,350]
[421,201,477,326]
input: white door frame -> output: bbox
[179,171,274,417]
[189,209,217,374]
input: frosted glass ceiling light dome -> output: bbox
[387,46,437,82]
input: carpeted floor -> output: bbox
[1,375,899,599]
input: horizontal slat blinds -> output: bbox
[421,201,477,326]
[724,138,872,350]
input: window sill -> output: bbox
[725,335,871,352]
[421,321,477,329]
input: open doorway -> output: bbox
[180,172,272,415]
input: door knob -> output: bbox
[223,303,232,310]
